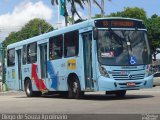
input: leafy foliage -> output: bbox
[51,0,86,8]
[108,7,147,20]
[51,0,86,25]
[145,15,160,51]
[3,18,53,46]
[92,14,102,19]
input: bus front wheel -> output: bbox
[24,80,41,97]
[68,76,84,99]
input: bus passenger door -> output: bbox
[39,43,48,81]
[16,49,23,90]
[82,32,93,89]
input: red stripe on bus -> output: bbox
[31,64,47,91]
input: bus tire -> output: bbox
[115,90,126,98]
[25,80,42,97]
[68,76,84,99]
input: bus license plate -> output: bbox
[127,82,136,87]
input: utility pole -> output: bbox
[71,0,75,24]
[2,45,5,84]
[101,0,104,17]
[88,0,91,19]
[57,0,60,28]
[64,0,69,26]
[93,0,105,17]
[0,43,5,84]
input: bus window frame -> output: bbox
[7,48,15,67]
[22,45,27,65]
[49,35,63,60]
[64,30,79,58]
[27,42,37,64]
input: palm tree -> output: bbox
[68,0,86,24]
[51,0,86,25]
[51,0,58,5]
[51,0,112,25]
[51,0,68,26]
[93,0,104,17]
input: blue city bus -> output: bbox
[6,17,153,98]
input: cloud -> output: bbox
[0,0,53,41]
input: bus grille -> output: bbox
[112,74,145,80]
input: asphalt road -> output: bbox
[0,87,160,114]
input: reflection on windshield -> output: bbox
[97,30,151,66]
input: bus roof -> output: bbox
[7,17,145,49]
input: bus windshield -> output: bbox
[97,30,151,66]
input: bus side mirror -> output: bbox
[93,28,98,40]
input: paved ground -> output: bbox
[0,87,160,114]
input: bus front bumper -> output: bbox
[97,75,153,91]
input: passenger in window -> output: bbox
[142,46,148,63]
[67,46,75,57]
[50,51,54,60]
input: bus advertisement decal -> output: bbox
[67,59,76,70]
[47,61,57,89]
[12,69,15,79]
[24,68,29,72]
[31,64,48,92]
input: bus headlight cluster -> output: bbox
[99,65,110,78]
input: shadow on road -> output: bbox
[14,93,154,101]
[81,94,154,101]
[12,91,154,101]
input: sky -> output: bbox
[0,0,160,42]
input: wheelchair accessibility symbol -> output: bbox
[130,56,136,65]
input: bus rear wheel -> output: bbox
[25,80,41,97]
[68,76,84,99]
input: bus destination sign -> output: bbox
[94,19,146,29]
[111,21,134,27]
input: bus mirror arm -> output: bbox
[93,28,98,40]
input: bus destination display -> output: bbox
[95,19,146,29]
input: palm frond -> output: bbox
[67,0,86,9]
[51,0,58,5]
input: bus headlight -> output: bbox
[99,65,110,78]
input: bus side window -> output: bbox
[64,30,79,57]
[7,49,15,67]
[27,42,37,64]
[49,35,63,60]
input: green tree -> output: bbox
[3,32,18,47]
[3,18,53,46]
[108,7,147,20]
[92,14,102,19]
[145,15,160,53]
